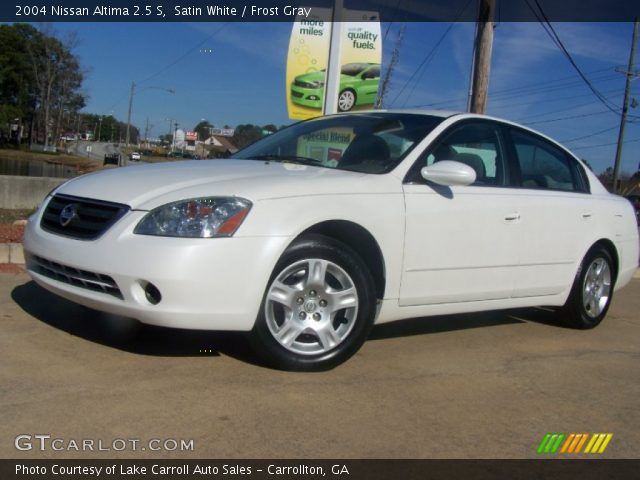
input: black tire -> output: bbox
[337,89,357,112]
[250,234,376,371]
[561,245,616,329]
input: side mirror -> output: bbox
[420,160,476,187]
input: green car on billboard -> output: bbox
[290,63,381,112]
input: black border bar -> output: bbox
[3,459,640,479]
[1,0,638,23]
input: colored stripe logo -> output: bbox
[537,433,613,454]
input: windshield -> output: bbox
[232,113,444,174]
[341,63,369,76]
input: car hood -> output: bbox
[55,160,395,209]
[294,71,325,83]
[295,71,353,83]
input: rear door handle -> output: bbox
[505,212,520,221]
[582,212,593,218]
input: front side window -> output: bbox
[233,113,444,174]
[510,129,586,192]
[362,65,380,79]
[413,121,506,186]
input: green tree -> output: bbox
[0,24,40,143]
[194,120,214,141]
[232,124,261,149]
[0,24,86,147]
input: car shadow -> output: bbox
[369,306,562,340]
[12,280,563,363]
[11,281,262,366]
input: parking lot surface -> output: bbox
[1,272,639,459]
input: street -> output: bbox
[1,273,638,459]
[67,141,136,166]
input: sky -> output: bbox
[48,20,640,175]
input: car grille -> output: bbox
[41,194,129,240]
[291,90,304,98]
[27,254,123,299]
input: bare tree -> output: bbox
[27,26,84,150]
[376,24,405,109]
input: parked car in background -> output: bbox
[23,111,639,371]
[129,151,141,161]
[626,194,640,224]
[291,63,381,112]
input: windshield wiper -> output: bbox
[250,154,324,166]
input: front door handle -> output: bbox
[582,212,593,218]
[505,212,521,221]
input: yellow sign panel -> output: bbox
[286,10,382,120]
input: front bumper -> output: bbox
[23,205,290,331]
[290,86,323,109]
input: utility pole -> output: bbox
[469,0,496,114]
[612,17,639,194]
[125,81,135,147]
[144,117,151,146]
[97,116,103,143]
[172,122,178,152]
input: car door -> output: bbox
[505,127,594,297]
[400,120,522,306]
[358,65,380,106]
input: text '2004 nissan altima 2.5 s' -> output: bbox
[24,111,639,371]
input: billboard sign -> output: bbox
[286,9,381,120]
[209,128,235,137]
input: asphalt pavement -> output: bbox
[1,273,639,459]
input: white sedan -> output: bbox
[23,111,639,370]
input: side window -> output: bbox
[510,129,585,192]
[364,65,380,79]
[420,122,505,186]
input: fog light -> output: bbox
[309,95,319,100]
[144,282,162,305]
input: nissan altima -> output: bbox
[23,111,639,370]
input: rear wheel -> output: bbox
[561,246,615,329]
[338,89,356,112]
[250,234,376,371]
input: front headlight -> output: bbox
[134,197,252,238]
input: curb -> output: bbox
[0,243,25,265]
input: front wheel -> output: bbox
[561,246,615,329]
[338,89,356,112]
[250,234,376,371]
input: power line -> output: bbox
[137,23,229,86]
[526,0,621,115]
[571,137,640,151]
[560,126,620,143]
[383,0,403,42]
[406,69,617,109]
[523,110,613,126]
[490,87,621,112]
[102,23,229,121]
[513,94,621,122]
[389,0,474,107]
